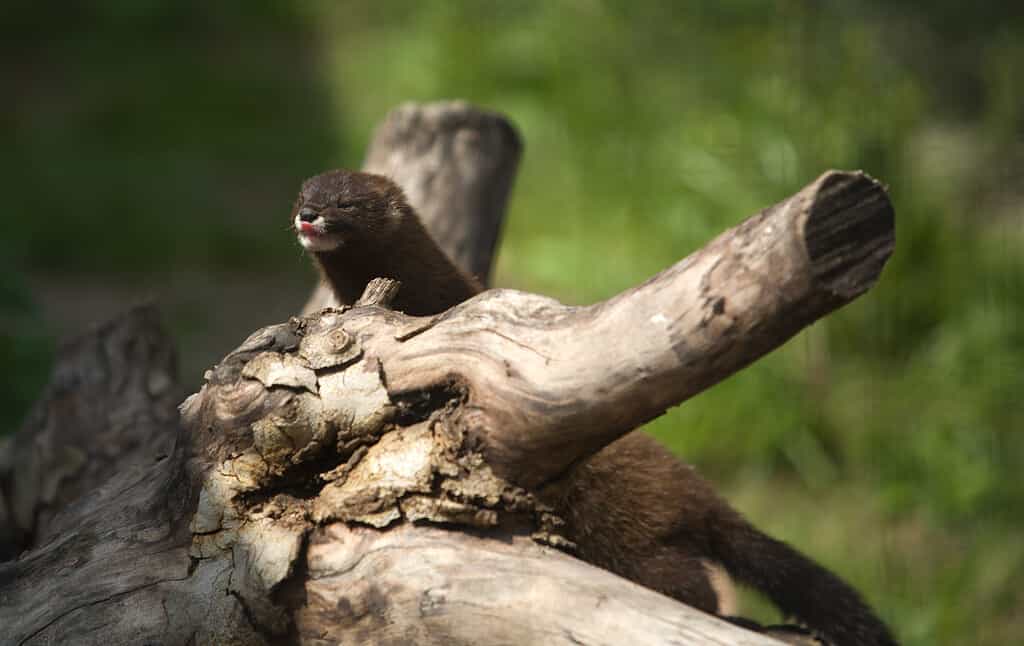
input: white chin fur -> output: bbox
[294,214,341,252]
[298,234,342,252]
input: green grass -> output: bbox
[4,3,1023,644]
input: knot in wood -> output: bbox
[328,329,352,353]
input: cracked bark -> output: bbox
[0,102,893,645]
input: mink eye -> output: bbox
[336,201,358,210]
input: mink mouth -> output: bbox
[294,213,343,252]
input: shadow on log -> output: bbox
[0,102,894,645]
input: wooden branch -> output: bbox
[347,170,895,486]
[0,301,783,645]
[301,101,521,313]
[293,523,780,645]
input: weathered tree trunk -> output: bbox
[0,102,894,646]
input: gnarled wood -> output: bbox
[0,102,895,646]
[346,170,894,487]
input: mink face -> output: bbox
[292,170,406,253]
[292,169,482,316]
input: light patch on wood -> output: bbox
[650,312,669,324]
[189,511,309,637]
[313,424,434,524]
[220,451,270,491]
[190,479,228,534]
[299,326,363,370]
[190,466,249,558]
[242,351,318,393]
[229,516,306,635]
[353,507,403,528]
[401,495,499,526]
[250,392,328,470]
[317,359,395,435]
[210,379,268,424]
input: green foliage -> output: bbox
[1,0,341,275]
[4,2,1022,643]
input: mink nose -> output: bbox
[298,207,318,223]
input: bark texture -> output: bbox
[0,101,894,646]
[350,169,894,486]
[0,306,181,558]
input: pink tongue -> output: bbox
[300,222,317,234]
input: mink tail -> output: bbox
[708,509,898,646]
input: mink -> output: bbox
[292,170,480,316]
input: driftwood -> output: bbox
[0,102,894,645]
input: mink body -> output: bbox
[292,169,898,646]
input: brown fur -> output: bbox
[292,170,481,316]
[292,169,898,646]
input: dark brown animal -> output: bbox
[292,170,480,316]
[292,169,898,646]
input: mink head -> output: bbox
[292,170,407,253]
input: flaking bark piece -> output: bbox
[299,327,363,371]
[241,352,318,393]
[229,514,308,636]
[317,359,395,438]
[401,496,499,526]
[312,423,435,525]
[251,392,328,472]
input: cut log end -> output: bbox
[802,170,896,300]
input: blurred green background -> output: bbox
[3,2,1022,643]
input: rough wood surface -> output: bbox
[0,308,261,645]
[0,305,181,558]
[0,301,781,646]
[342,170,895,486]
[0,101,895,646]
[294,523,780,646]
[301,101,521,313]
